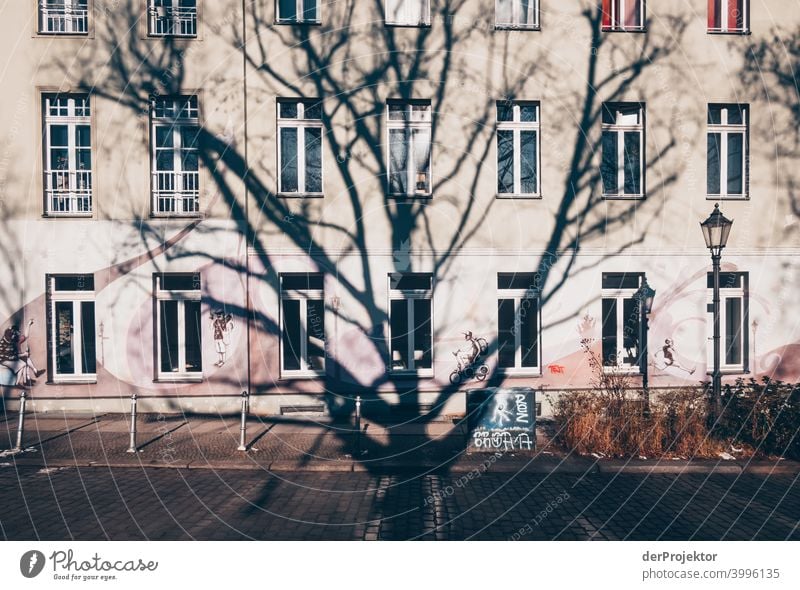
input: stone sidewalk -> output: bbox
[1,410,798,476]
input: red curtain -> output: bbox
[624,0,640,28]
[708,0,718,29]
[602,0,612,28]
[728,0,743,30]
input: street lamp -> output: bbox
[635,277,656,408]
[700,203,734,420]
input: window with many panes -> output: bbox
[601,272,644,372]
[497,101,540,197]
[38,0,89,34]
[151,96,200,216]
[148,0,197,37]
[707,104,748,198]
[278,99,323,195]
[497,273,540,373]
[387,101,432,196]
[707,272,748,373]
[281,274,325,376]
[385,0,430,26]
[389,274,433,374]
[496,0,539,29]
[47,275,96,382]
[601,102,644,198]
[708,0,748,33]
[276,0,319,23]
[155,273,202,379]
[43,94,93,215]
[601,0,644,31]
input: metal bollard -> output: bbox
[14,390,27,452]
[354,395,362,456]
[126,393,138,453]
[237,391,249,451]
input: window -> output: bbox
[496,0,539,29]
[278,99,323,195]
[389,274,433,374]
[151,96,200,216]
[385,0,430,26]
[38,0,89,34]
[155,273,202,379]
[707,272,748,373]
[497,101,540,197]
[148,0,197,37]
[601,272,644,371]
[42,94,92,215]
[497,273,540,373]
[47,275,96,382]
[707,104,748,198]
[387,101,432,196]
[280,274,325,376]
[601,102,644,198]
[276,0,319,23]
[601,0,644,31]
[708,0,748,33]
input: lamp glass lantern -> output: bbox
[637,278,656,315]
[700,203,734,256]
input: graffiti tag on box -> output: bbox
[467,388,536,453]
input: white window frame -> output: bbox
[707,104,748,199]
[708,0,749,34]
[43,94,93,216]
[277,99,325,196]
[604,0,645,31]
[151,95,201,216]
[706,273,747,374]
[497,277,541,375]
[495,0,540,30]
[601,102,644,198]
[276,0,320,23]
[38,0,90,34]
[280,275,326,377]
[388,274,434,376]
[47,275,96,383]
[148,0,198,37]
[386,101,432,197]
[154,273,203,380]
[385,0,431,27]
[601,274,643,374]
[496,101,541,197]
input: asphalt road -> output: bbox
[1,465,798,540]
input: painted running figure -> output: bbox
[210,310,234,366]
[655,338,696,375]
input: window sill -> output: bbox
[43,212,94,219]
[155,375,203,383]
[146,34,198,40]
[279,372,326,380]
[389,370,434,379]
[706,194,748,200]
[35,32,92,39]
[48,378,97,385]
[277,192,325,199]
[494,25,541,32]
[602,194,645,200]
[150,212,205,220]
[387,193,433,200]
[706,369,748,376]
[385,22,432,29]
[602,27,647,33]
[275,20,322,27]
[496,369,542,377]
[602,367,641,375]
[496,193,542,199]
[707,29,751,36]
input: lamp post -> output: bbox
[635,277,656,409]
[700,203,734,421]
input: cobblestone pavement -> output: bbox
[1,466,798,541]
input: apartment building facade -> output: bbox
[1,0,798,417]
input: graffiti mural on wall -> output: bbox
[0,319,40,387]
[450,331,489,385]
[652,338,696,375]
